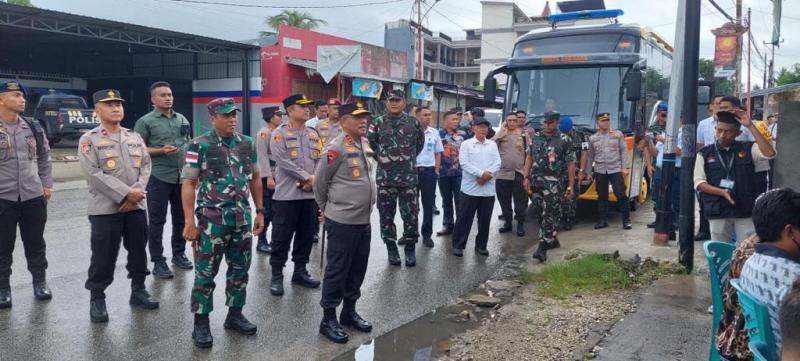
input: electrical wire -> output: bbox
[161,0,405,9]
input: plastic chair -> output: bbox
[750,341,777,361]
[730,278,777,361]
[703,241,736,361]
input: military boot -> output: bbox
[269,274,284,296]
[340,301,372,333]
[516,221,526,236]
[386,241,401,266]
[152,259,174,279]
[532,242,547,263]
[33,281,52,301]
[291,266,321,288]
[404,243,416,267]
[256,239,272,254]
[498,220,512,233]
[320,308,348,344]
[193,314,213,348]
[130,278,159,310]
[90,291,108,323]
[224,307,257,335]
[0,288,11,309]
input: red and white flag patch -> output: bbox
[186,151,199,164]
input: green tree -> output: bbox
[698,58,735,96]
[776,64,800,86]
[260,10,326,37]
[6,0,34,6]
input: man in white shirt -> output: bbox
[696,96,754,150]
[306,99,328,129]
[415,106,443,247]
[451,118,501,257]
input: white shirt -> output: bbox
[656,127,682,168]
[306,116,321,129]
[416,126,444,167]
[697,116,754,147]
[458,137,501,197]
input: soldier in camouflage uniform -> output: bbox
[558,116,588,231]
[181,98,264,348]
[523,112,575,263]
[367,89,424,267]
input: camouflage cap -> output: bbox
[207,97,239,115]
[386,89,405,100]
[93,89,125,104]
[0,81,26,96]
[544,111,561,122]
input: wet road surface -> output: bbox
[0,185,536,361]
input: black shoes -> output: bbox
[320,317,349,344]
[256,239,272,254]
[453,249,464,257]
[594,221,609,229]
[224,311,257,335]
[695,231,711,242]
[33,282,52,301]
[476,248,489,256]
[404,245,416,267]
[647,220,657,229]
[172,254,193,270]
[291,270,321,288]
[386,242,401,266]
[90,298,109,323]
[0,288,11,309]
[152,260,174,279]
[193,316,213,348]
[130,289,159,309]
[516,221,526,237]
[533,243,547,263]
[436,227,453,236]
[422,238,434,248]
[498,221,513,233]
[269,275,284,296]
[340,308,372,333]
[623,221,633,230]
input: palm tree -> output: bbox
[260,10,327,37]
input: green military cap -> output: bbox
[544,111,561,122]
[207,97,239,115]
[93,89,125,104]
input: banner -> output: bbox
[410,82,434,102]
[352,78,383,99]
[711,22,740,79]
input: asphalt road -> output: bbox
[0,184,534,361]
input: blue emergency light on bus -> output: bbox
[548,9,624,23]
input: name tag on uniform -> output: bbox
[719,179,735,189]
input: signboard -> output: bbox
[352,78,383,99]
[410,82,433,102]
[711,23,740,79]
[283,37,302,50]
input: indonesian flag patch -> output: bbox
[185,151,199,164]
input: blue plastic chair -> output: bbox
[730,278,777,361]
[750,341,778,361]
[704,241,736,361]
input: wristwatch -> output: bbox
[255,208,266,215]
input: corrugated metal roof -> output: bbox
[751,82,800,97]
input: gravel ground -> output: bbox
[442,283,641,361]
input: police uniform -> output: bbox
[493,125,528,236]
[255,106,281,254]
[367,89,425,267]
[312,98,343,244]
[0,81,53,308]
[79,89,158,322]
[268,94,322,296]
[560,117,587,230]
[315,102,377,344]
[182,98,260,347]
[527,112,575,262]
[586,112,631,230]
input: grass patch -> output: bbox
[521,254,636,299]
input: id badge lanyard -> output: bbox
[714,144,735,188]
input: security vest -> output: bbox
[699,141,767,219]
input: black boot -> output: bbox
[224,307,257,335]
[532,243,547,263]
[90,291,108,323]
[386,242,401,266]
[516,221,526,236]
[623,220,633,230]
[340,301,372,332]
[172,254,193,270]
[152,259,174,279]
[291,266,321,288]
[498,220,512,233]
[0,288,11,309]
[269,274,284,296]
[320,308,348,343]
[422,237,434,248]
[192,314,213,348]
[33,281,52,301]
[130,279,159,310]
[256,239,272,254]
[647,220,657,228]
[404,244,416,267]
[594,220,609,229]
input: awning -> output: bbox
[286,57,407,84]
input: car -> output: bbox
[31,94,100,144]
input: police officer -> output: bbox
[254,106,282,254]
[0,81,53,308]
[133,81,193,279]
[560,116,588,231]
[269,94,322,296]
[314,98,343,244]
[494,113,528,236]
[181,97,264,348]
[79,89,158,322]
[367,89,424,267]
[585,112,632,230]
[315,102,376,344]
[523,111,575,262]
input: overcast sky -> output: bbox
[29,0,800,88]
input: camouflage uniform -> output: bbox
[367,113,424,245]
[527,131,575,245]
[560,129,587,227]
[181,128,258,314]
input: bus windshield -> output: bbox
[508,66,633,131]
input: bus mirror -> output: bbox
[484,76,496,102]
[625,71,643,101]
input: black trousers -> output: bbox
[258,183,275,242]
[418,167,438,239]
[594,172,630,222]
[496,172,527,222]
[270,199,316,275]
[437,175,461,229]
[320,219,370,309]
[85,210,149,292]
[0,196,48,288]
[452,192,494,251]
[146,177,185,261]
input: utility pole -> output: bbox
[746,7,751,115]
[763,45,768,89]
[734,0,742,96]
[416,0,423,80]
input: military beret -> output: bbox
[93,89,125,104]
[327,98,342,106]
[0,81,26,96]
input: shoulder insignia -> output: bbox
[100,128,108,136]
[273,133,283,143]
[327,149,340,165]
[260,131,267,140]
[80,139,92,154]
